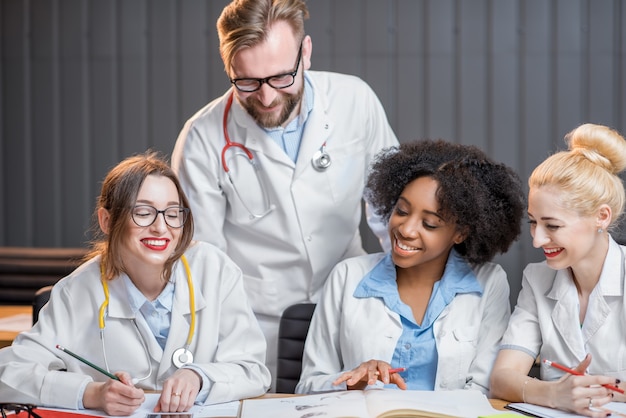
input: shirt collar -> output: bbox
[123,274,175,315]
[354,250,482,301]
[262,72,314,135]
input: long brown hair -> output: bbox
[86,151,194,282]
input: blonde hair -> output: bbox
[529,123,626,229]
[217,0,309,74]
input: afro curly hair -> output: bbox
[365,139,525,264]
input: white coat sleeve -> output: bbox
[361,83,398,251]
[295,263,351,394]
[0,282,94,409]
[467,264,511,394]
[191,253,271,402]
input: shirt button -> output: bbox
[404,343,411,350]
[152,311,158,317]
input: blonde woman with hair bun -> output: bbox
[490,123,626,417]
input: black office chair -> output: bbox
[275,302,316,394]
[32,285,53,325]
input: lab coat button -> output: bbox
[306,236,312,241]
[324,123,329,129]
[440,382,447,388]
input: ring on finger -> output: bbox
[588,397,593,408]
[172,392,182,397]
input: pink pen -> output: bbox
[389,367,406,374]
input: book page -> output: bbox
[240,391,369,418]
[36,394,240,418]
[364,389,501,418]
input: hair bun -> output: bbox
[566,123,626,175]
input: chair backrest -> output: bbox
[275,302,316,394]
[32,285,53,324]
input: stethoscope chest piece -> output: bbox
[311,145,331,171]
[172,347,194,368]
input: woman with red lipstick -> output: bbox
[0,152,270,415]
[296,139,525,394]
[490,123,626,416]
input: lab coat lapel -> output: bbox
[581,239,624,343]
[106,277,164,365]
[549,271,585,358]
[106,277,136,320]
[294,89,331,179]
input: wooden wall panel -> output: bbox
[1,0,626,306]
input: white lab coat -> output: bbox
[171,71,399,370]
[295,253,511,395]
[0,241,270,408]
[500,236,626,380]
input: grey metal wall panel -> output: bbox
[2,0,626,307]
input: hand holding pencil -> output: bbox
[543,358,624,394]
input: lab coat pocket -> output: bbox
[323,147,367,205]
[451,326,479,379]
[241,274,279,316]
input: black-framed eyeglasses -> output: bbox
[0,404,43,418]
[131,205,190,228]
[230,41,303,93]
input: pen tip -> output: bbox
[56,344,63,350]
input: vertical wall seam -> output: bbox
[454,0,460,143]
[80,0,91,241]
[23,0,34,243]
[52,0,62,244]
[549,0,557,148]
[486,0,493,153]
[422,0,426,136]
[388,0,397,132]
[582,0,590,120]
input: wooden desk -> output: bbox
[0,305,32,348]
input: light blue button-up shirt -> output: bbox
[353,250,483,390]
[263,74,314,162]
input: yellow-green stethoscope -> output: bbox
[98,255,196,383]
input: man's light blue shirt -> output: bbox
[263,73,314,162]
[353,250,483,390]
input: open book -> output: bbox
[240,389,501,418]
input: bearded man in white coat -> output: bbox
[171,0,398,389]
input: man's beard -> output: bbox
[241,85,303,129]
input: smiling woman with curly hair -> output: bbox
[296,139,525,395]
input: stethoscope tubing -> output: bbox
[98,255,196,376]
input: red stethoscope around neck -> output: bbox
[221,91,332,173]
[221,92,252,173]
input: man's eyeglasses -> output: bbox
[230,42,303,93]
[0,404,42,418]
[131,205,190,228]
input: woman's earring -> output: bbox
[598,228,603,233]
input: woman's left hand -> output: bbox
[155,368,202,412]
